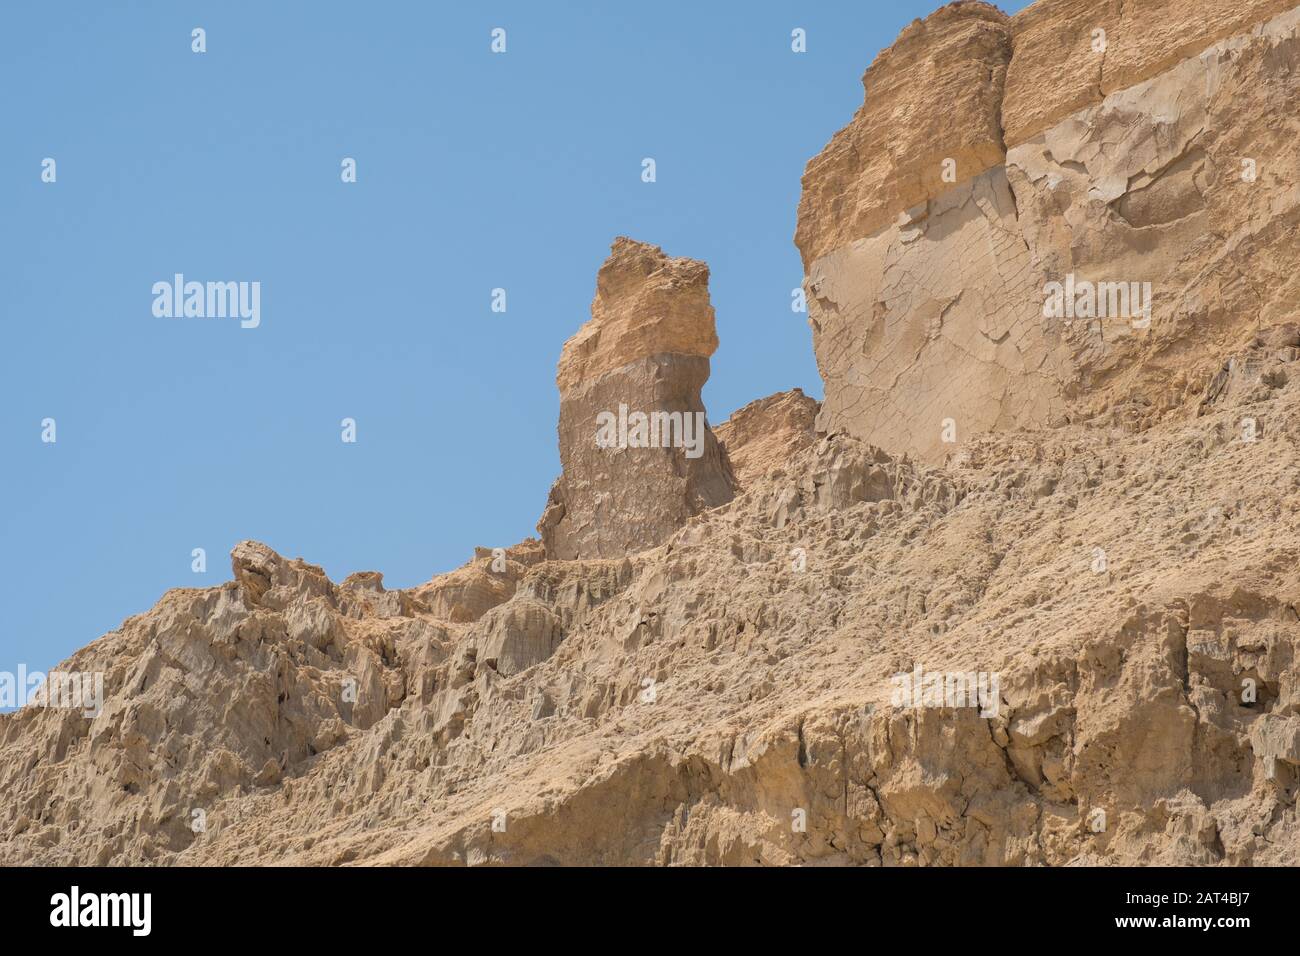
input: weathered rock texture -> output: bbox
[800,0,1300,463]
[794,2,1012,269]
[714,388,819,489]
[7,359,1300,865]
[5,0,1300,869]
[1002,0,1299,146]
[538,238,735,560]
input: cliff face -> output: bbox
[5,0,1300,868]
[8,374,1300,866]
[712,389,820,488]
[798,0,1300,463]
[793,2,1013,268]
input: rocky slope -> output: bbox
[4,0,1300,866]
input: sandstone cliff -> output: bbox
[4,0,1300,867]
[799,0,1300,463]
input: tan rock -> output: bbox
[801,1,1300,462]
[539,238,735,560]
[555,237,719,394]
[1005,4,1300,424]
[1000,0,1124,148]
[805,165,1073,462]
[475,600,562,677]
[6,0,1300,872]
[1003,0,1298,146]
[714,389,819,487]
[412,541,543,623]
[794,1,1011,268]
[8,367,1300,866]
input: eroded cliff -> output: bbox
[4,0,1300,867]
[799,0,1300,463]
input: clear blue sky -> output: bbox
[1,0,1029,678]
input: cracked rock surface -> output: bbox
[800,1,1300,463]
[5,358,1300,864]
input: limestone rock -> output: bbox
[714,389,819,487]
[7,0,1300,871]
[1002,0,1298,146]
[794,1,1012,269]
[800,0,1300,462]
[475,600,562,677]
[8,369,1300,865]
[539,238,736,560]
[555,236,719,393]
[1004,8,1300,426]
[412,541,543,623]
[805,166,1073,462]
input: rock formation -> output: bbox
[5,0,1300,868]
[9,363,1300,864]
[714,388,819,488]
[538,237,735,560]
[799,0,1300,462]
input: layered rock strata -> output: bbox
[798,0,1300,462]
[6,0,1300,869]
[538,238,735,560]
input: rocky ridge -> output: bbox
[538,237,735,561]
[4,0,1300,866]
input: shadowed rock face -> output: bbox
[538,238,735,560]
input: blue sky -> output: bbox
[1,0,1029,678]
